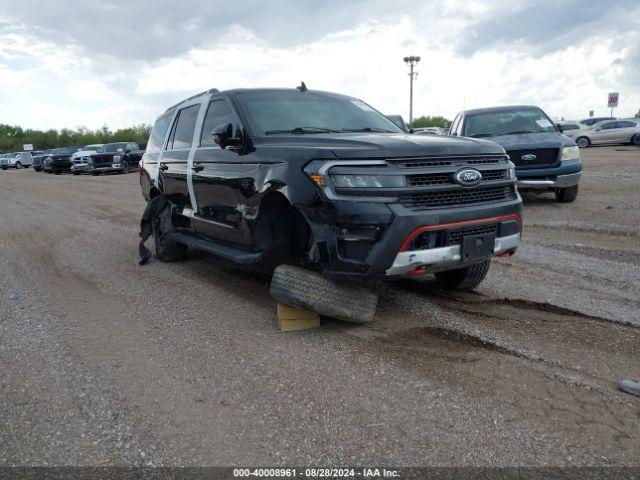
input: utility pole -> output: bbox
[403,56,420,127]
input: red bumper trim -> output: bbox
[399,214,522,252]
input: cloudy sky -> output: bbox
[0,0,638,130]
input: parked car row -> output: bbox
[9,142,146,175]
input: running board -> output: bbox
[168,232,263,264]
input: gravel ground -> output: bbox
[0,146,639,467]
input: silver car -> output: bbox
[0,151,33,169]
[572,119,640,148]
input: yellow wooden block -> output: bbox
[277,303,320,332]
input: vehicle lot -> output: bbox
[1,146,639,466]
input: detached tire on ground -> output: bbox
[435,259,491,291]
[270,265,378,324]
[555,185,579,203]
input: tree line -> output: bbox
[409,116,451,129]
[0,124,152,153]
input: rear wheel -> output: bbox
[555,185,579,203]
[54,170,61,175]
[72,171,81,175]
[435,259,491,291]
[632,134,640,146]
[152,205,188,262]
[576,137,589,148]
[91,171,99,176]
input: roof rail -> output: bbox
[165,88,220,113]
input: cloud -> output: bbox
[0,0,638,130]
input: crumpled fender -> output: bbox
[138,195,169,265]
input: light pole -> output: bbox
[403,56,420,127]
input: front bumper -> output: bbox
[302,195,523,278]
[386,232,520,275]
[516,158,582,189]
[91,164,120,172]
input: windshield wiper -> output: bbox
[496,130,539,136]
[341,127,394,133]
[468,133,495,138]
[264,127,340,135]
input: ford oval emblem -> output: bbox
[521,154,537,161]
[455,168,483,187]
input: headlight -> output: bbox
[331,174,405,188]
[113,155,121,161]
[561,146,580,162]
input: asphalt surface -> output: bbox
[1,146,639,467]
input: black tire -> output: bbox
[632,134,640,146]
[54,170,61,175]
[72,171,80,175]
[575,136,590,148]
[435,259,491,291]
[1,166,7,170]
[152,205,188,262]
[34,167,41,172]
[555,185,579,203]
[15,162,22,169]
[90,171,99,176]
[121,161,129,174]
[269,264,378,323]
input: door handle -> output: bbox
[159,163,168,171]
[191,164,204,172]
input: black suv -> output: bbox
[44,146,83,174]
[139,88,522,290]
[89,142,143,175]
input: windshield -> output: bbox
[97,143,127,153]
[463,108,557,138]
[237,91,403,135]
[58,146,80,155]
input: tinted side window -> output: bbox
[563,124,579,131]
[200,99,241,147]
[169,104,200,150]
[147,112,173,152]
[600,121,617,130]
[618,121,636,128]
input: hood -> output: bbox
[72,149,98,158]
[255,132,505,159]
[482,131,575,150]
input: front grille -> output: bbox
[508,148,558,167]
[92,154,112,166]
[445,224,499,245]
[390,155,508,168]
[407,169,507,187]
[408,223,499,250]
[400,186,516,209]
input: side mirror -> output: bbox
[125,149,131,153]
[212,123,241,149]
[556,124,564,132]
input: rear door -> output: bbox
[592,121,617,144]
[616,121,638,143]
[159,103,201,204]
